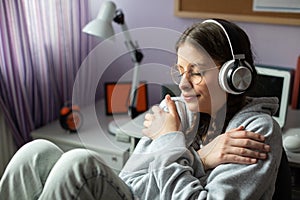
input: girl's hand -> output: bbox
[142,95,181,140]
[197,126,271,170]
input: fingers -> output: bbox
[210,146,268,167]
[165,94,177,116]
[226,127,270,153]
[222,131,270,161]
[143,113,152,128]
[227,129,266,142]
[142,103,168,139]
[226,146,268,160]
[225,129,270,152]
[151,105,162,114]
[143,105,161,127]
[142,95,180,140]
[227,126,244,132]
[240,138,270,152]
[224,131,270,153]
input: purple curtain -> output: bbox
[0,0,94,148]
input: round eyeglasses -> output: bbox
[171,64,218,85]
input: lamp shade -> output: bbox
[82,1,116,39]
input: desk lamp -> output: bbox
[82,1,143,119]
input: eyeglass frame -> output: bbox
[171,64,219,85]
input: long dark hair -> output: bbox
[176,19,257,145]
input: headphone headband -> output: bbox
[202,19,245,60]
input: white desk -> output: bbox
[31,100,131,173]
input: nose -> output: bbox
[179,73,192,91]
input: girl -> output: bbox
[120,18,282,199]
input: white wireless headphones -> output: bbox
[202,19,253,94]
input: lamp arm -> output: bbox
[120,23,143,63]
[119,23,144,118]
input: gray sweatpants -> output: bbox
[0,139,133,200]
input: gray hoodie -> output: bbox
[119,97,282,200]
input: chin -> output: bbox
[185,100,211,114]
[186,102,200,113]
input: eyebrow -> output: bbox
[176,62,210,70]
[191,62,206,66]
[190,62,209,70]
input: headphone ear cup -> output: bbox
[219,59,236,94]
[230,63,252,92]
[219,60,253,94]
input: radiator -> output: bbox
[0,107,16,177]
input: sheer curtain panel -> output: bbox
[0,0,93,148]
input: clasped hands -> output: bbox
[142,95,270,170]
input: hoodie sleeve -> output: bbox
[119,132,208,200]
[120,113,282,200]
[202,113,283,199]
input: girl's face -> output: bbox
[176,42,227,115]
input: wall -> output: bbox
[87,0,300,105]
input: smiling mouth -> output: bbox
[183,94,200,101]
